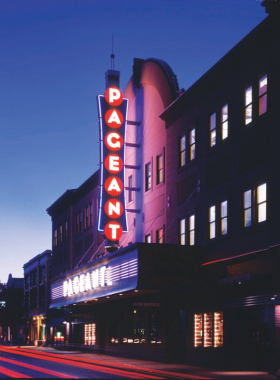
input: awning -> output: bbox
[46,317,66,327]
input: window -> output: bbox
[259,75,267,115]
[145,162,151,191]
[189,129,195,161]
[64,221,68,240]
[194,312,223,348]
[209,206,216,239]
[244,190,252,227]
[85,205,89,228]
[90,203,93,225]
[179,135,186,167]
[128,175,133,202]
[39,266,45,284]
[59,225,62,243]
[156,228,163,244]
[75,214,79,234]
[79,211,82,232]
[245,86,252,125]
[221,104,228,140]
[210,113,216,147]
[145,234,151,243]
[53,229,58,247]
[179,218,185,245]
[189,214,195,245]
[257,183,266,223]
[221,201,227,235]
[156,154,163,184]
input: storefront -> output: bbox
[49,242,200,361]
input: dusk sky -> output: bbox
[0,0,266,282]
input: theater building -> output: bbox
[47,1,280,371]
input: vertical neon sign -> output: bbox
[97,87,128,240]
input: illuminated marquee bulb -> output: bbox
[105,87,123,106]
[105,177,123,195]
[105,155,123,173]
[105,222,123,241]
[105,110,123,128]
[105,132,123,151]
[105,200,123,218]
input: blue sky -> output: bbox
[0,0,266,282]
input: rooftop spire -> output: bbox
[111,34,115,70]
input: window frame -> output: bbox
[156,228,163,244]
[53,229,58,247]
[179,135,186,168]
[244,189,252,228]
[209,112,216,148]
[145,234,151,243]
[259,74,267,116]
[189,214,195,245]
[179,218,186,245]
[156,154,164,185]
[189,128,196,161]
[245,86,253,125]
[221,104,228,140]
[257,183,267,223]
[145,162,152,192]
[209,205,216,239]
[128,175,133,202]
[221,200,228,236]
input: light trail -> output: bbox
[0,346,163,379]
[0,356,77,378]
[0,364,31,378]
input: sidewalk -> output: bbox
[3,345,276,379]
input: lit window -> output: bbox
[156,154,163,184]
[53,229,58,247]
[259,75,267,115]
[189,214,195,245]
[156,228,163,244]
[189,129,195,161]
[221,104,228,140]
[145,234,151,243]
[64,221,68,240]
[244,190,252,227]
[145,162,151,191]
[59,225,63,243]
[209,206,216,239]
[194,312,223,348]
[210,113,216,147]
[179,218,185,245]
[128,175,133,202]
[257,183,266,223]
[221,200,227,235]
[84,324,96,346]
[179,135,186,167]
[245,86,252,125]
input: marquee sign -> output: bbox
[97,87,128,240]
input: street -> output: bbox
[0,346,277,379]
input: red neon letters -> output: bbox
[105,109,123,128]
[104,177,123,195]
[105,200,124,218]
[105,87,123,106]
[105,132,123,151]
[105,222,123,240]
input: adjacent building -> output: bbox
[45,0,280,371]
[23,250,52,345]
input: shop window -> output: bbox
[189,128,195,161]
[156,228,163,244]
[245,86,252,125]
[259,74,267,115]
[221,104,228,140]
[128,175,133,202]
[64,220,68,240]
[210,112,216,147]
[145,234,151,243]
[179,135,186,167]
[257,183,266,223]
[59,225,62,243]
[194,312,223,348]
[179,218,185,245]
[133,309,145,344]
[209,205,216,239]
[53,229,58,247]
[156,154,163,184]
[244,189,252,227]
[84,324,96,345]
[150,312,161,344]
[189,214,195,245]
[221,200,228,235]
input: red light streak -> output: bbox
[0,356,75,378]
[0,365,32,378]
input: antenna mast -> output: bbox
[111,34,115,70]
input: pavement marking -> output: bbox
[0,356,77,378]
[0,364,32,378]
